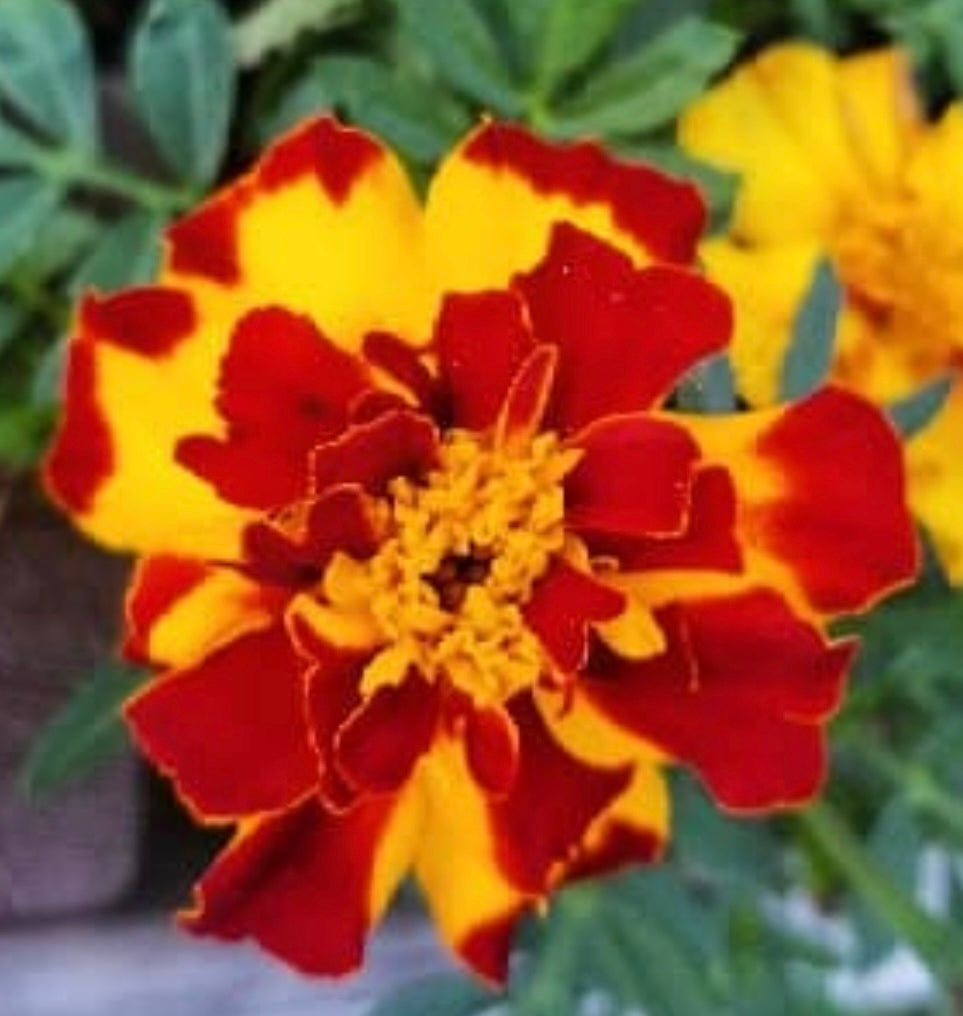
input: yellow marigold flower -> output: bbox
[43,117,916,983]
[679,42,963,578]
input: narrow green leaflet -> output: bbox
[0,0,97,150]
[132,0,236,186]
[366,972,494,1016]
[551,17,739,137]
[888,374,954,438]
[234,0,364,68]
[71,211,165,295]
[533,0,647,100]
[18,662,146,799]
[780,259,841,401]
[394,0,521,115]
[0,176,63,279]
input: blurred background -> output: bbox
[2,1,963,1014]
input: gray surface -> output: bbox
[0,911,445,1016]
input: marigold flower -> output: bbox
[680,43,963,579]
[44,118,916,982]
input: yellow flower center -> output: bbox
[319,429,582,705]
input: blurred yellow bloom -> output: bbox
[680,43,963,579]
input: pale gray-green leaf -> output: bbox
[132,0,236,186]
[0,176,62,279]
[888,375,954,438]
[18,662,145,799]
[394,0,521,114]
[551,18,739,137]
[0,0,97,148]
[234,0,363,68]
[780,259,841,400]
[71,211,164,294]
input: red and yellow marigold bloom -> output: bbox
[680,43,963,580]
[44,117,916,982]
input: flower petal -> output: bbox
[678,43,858,242]
[494,344,558,452]
[310,409,440,497]
[44,117,429,558]
[565,413,700,540]
[168,116,432,345]
[563,762,669,882]
[837,48,922,187]
[181,789,422,976]
[595,467,743,575]
[43,293,251,558]
[177,306,369,510]
[336,671,440,795]
[490,694,632,891]
[242,485,380,587]
[123,555,282,669]
[581,590,855,811]
[125,625,317,821]
[699,236,822,407]
[435,290,535,431]
[463,701,520,798]
[517,224,731,432]
[414,742,529,985]
[426,122,705,296]
[907,378,963,583]
[679,387,918,614]
[523,560,625,673]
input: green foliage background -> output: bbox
[6,1,963,1014]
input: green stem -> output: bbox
[855,736,963,843]
[797,799,963,984]
[35,150,195,214]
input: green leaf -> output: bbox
[780,259,840,401]
[15,206,100,279]
[0,0,97,149]
[551,17,739,137]
[0,402,53,468]
[534,0,639,99]
[0,176,62,279]
[18,662,145,799]
[298,56,471,165]
[30,336,67,409]
[0,118,42,169]
[366,973,494,1016]
[0,301,27,359]
[888,375,954,438]
[393,0,521,115]
[132,0,236,186]
[71,211,165,294]
[675,353,737,413]
[234,0,364,69]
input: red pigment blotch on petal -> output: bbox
[43,340,113,514]
[463,122,705,264]
[259,117,383,204]
[456,908,523,986]
[80,287,196,358]
[167,190,247,284]
[123,555,210,665]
